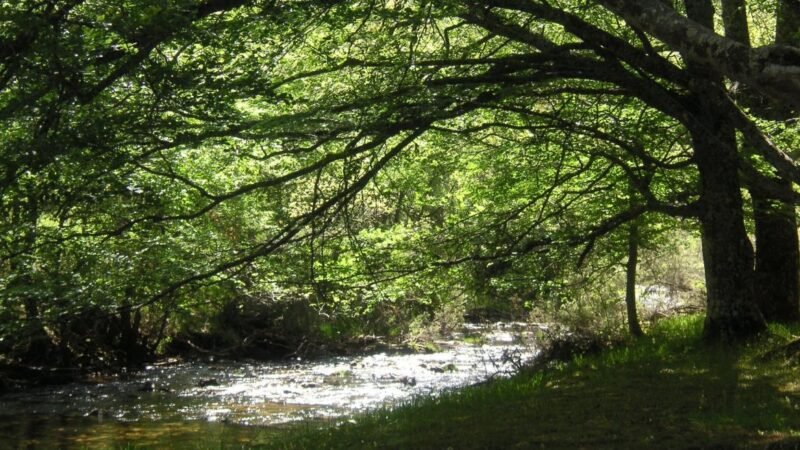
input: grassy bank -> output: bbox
[260,316,800,449]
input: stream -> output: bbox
[0,322,539,449]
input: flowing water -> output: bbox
[0,322,538,449]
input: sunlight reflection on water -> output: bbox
[0,322,538,448]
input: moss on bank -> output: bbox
[257,315,800,449]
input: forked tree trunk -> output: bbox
[683,0,766,341]
[721,0,800,323]
[693,124,766,341]
[754,0,800,322]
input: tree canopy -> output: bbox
[1,0,800,366]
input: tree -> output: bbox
[721,0,800,323]
[676,0,766,339]
[262,0,796,339]
[3,0,800,364]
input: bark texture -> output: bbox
[596,0,800,109]
[753,184,800,322]
[722,0,800,323]
[683,0,766,340]
[693,119,766,341]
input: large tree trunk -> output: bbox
[682,0,766,341]
[692,122,766,341]
[722,0,800,323]
[759,0,800,323]
[753,183,800,322]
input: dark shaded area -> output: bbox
[164,297,411,361]
[531,332,616,367]
[762,338,800,364]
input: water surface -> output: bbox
[0,322,537,448]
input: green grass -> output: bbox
[258,315,800,449]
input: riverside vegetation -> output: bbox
[259,315,800,450]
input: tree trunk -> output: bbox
[759,0,800,323]
[682,0,766,341]
[625,221,644,337]
[692,123,766,341]
[753,185,800,322]
[722,0,800,323]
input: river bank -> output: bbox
[263,315,800,450]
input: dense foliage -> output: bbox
[1,0,799,369]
